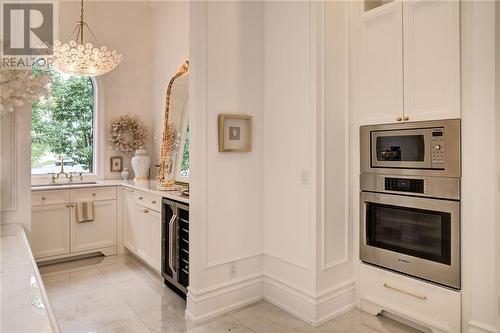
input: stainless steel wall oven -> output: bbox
[360,120,461,289]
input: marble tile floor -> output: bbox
[39,254,422,333]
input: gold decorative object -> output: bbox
[52,0,122,77]
[158,61,189,187]
[109,114,147,155]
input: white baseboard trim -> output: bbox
[263,275,355,326]
[185,273,355,327]
[185,275,263,325]
[468,321,499,333]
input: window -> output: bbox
[31,68,95,175]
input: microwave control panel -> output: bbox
[384,177,426,194]
[431,128,445,168]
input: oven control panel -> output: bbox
[431,128,445,168]
[384,177,425,194]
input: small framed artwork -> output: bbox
[110,156,123,172]
[218,114,252,152]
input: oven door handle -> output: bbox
[168,214,177,274]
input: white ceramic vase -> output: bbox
[121,168,130,181]
[131,149,151,181]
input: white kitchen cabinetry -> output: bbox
[403,0,460,122]
[31,203,70,259]
[127,189,162,272]
[357,0,460,125]
[71,200,117,253]
[359,263,460,333]
[31,187,117,261]
[359,2,403,125]
[122,187,137,251]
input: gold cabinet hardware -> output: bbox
[143,209,149,213]
[383,283,427,300]
[139,197,144,200]
[396,116,403,122]
[41,197,46,201]
[403,115,410,121]
[92,193,96,197]
[152,200,157,204]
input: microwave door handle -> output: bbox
[168,214,177,274]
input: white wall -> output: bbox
[59,1,154,180]
[496,1,500,328]
[187,1,265,322]
[150,1,189,176]
[187,1,353,325]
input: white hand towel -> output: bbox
[76,201,94,223]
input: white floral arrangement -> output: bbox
[0,70,51,115]
[109,114,147,155]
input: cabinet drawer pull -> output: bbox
[383,283,427,300]
[143,209,149,213]
[403,115,410,121]
[139,196,144,200]
[396,116,403,122]
[41,196,46,201]
[92,193,96,197]
[66,204,71,208]
[152,200,157,204]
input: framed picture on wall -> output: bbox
[218,114,252,152]
[110,156,123,172]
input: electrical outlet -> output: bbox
[301,169,309,185]
[230,262,236,276]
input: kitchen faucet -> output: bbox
[49,155,74,183]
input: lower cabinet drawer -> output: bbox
[71,187,116,202]
[359,263,460,333]
[32,190,70,206]
[135,191,161,212]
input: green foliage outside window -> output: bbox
[180,125,189,176]
[31,67,94,174]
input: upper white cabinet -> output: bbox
[403,0,460,122]
[357,0,461,125]
[359,1,404,125]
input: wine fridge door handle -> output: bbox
[168,214,177,274]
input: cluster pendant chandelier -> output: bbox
[52,0,122,77]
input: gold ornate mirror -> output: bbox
[158,61,189,187]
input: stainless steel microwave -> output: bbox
[360,119,461,177]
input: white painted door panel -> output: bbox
[71,200,117,253]
[149,210,162,272]
[403,0,460,122]
[359,2,403,125]
[31,204,70,258]
[134,205,151,262]
[122,188,137,251]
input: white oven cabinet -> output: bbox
[358,1,403,126]
[31,203,71,259]
[402,0,460,122]
[359,263,460,333]
[70,200,117,253]
[122,187,137,252]
[355,1,460,125]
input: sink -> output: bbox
[32,182,98,188]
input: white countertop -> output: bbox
[31,180,189,204]
[0,223,60,333]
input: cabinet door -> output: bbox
[403,0,460,122]
[148,210,162,272]
[134,206,151,262]
[71,200,117,253]
[31,204,70,259]
[122,188,137,251]
[358,2,403,125]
